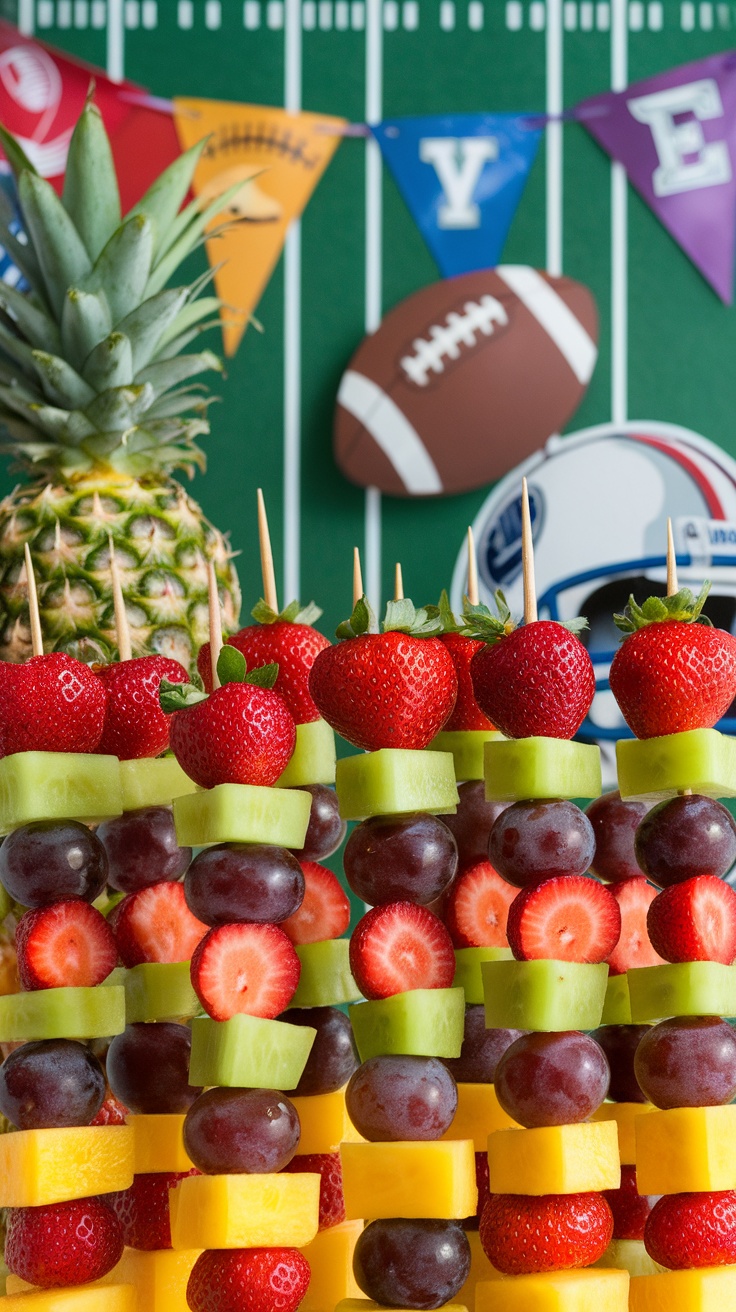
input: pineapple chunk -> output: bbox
[0,752,122,832]
[0,1126,133,1206]
[116,1247,202,1311]
[169,1172,320,1249]
[629,1265,736,1311]
[290,1088,362,1155]
[590,1102,655,1165]
[340,1139,476,1220]
[441,1083,518,1150]
[299,1220,364,1310]
[120,758,196,811]
[476,1269,629,1310]
[488,1121,620,1195]
[128,1115,194,1175]
[456,1228,505,1308]
[0,1286,136,1310]
[636,1105,736,1193]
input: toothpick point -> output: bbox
[257,488,278,614]
[23,542,43,659]
[521,477,538,626]
[466,526,479,607]
[353,547,364,609]
[207,560,223,690]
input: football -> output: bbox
[334,265,599,498]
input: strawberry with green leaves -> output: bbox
[609,584,736,739]
[308,596,457,752]
[431,590,495,732]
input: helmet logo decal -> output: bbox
[481,483,544,590]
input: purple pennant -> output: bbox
[578,51,736,303]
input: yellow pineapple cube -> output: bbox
[0,1126,133,1207]
[169,1172,320,1249]
[590,1103,656,1165]
[488,1120,620,1195]
[630,1264,736,1311]
[116,1247,202,1311]
[475,1268,629,1310]
[290,1088,362,1154]
[299,1220,364,1310]
[457,1228,506,1307]
[636,1106,736,1194]
[0,1286,136,1310]
[5,1267,122,1295]
[441,1083,518,1150]
[127,1116,194,1175]
[340,1140,476,1220]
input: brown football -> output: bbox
[334,265,598,497]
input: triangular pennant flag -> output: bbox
[371,113,542,277]
[578,52,736,303]
[174,99,345,355]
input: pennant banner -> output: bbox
[578,52,736,304]
[371,113,542,277]
[173,99,346,356]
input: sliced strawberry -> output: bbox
[645,1190,736,1268]
[606,878,664,975]
[506,876,621,964]
[479,1191,613,1275]
[349,901,455,1000]
[15,901,117,990]
[279,861,350,945]
[191,922,301,1021]
[603,1165,655,1241]
[107,1170,198,1249]
[91,1092,129,1126]
[647,875,736,965]
[444,860,516,948]
[282,1152,346,1230]
[113,881,208,968]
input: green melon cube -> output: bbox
[595,1239,664,1277]
[483,960,609,1031]
[172,782,311,848]
[275,719,337,787]
[122,962,200,1023]
[628,962,736,1022]
[601,973,632,1025]
[427,730,505,782]
[0,752,123,833]
[120,757,197,811]
[617,728,736,800]
[484,737,602,802]
[0,985,125,1041]
[349,987,465,1061]
[453,946,513,1005]
[188,1013,316,1089]
[336,749,458,821]
[288,940,362,1008]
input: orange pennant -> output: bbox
[173,98,346,356]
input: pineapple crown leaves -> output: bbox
[159,647,279,711]
[614,581,713,635]
[251,598,323,626]
[462,589,589,644]
[335,594,444,641]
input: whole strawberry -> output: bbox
[95,656,189,759]
[198,599,329,722]
[645,1190,736,1268]
[5,1196,124,1287]
[480,1191,613,1275]
[609,584,736,738]
[432,592,494,732]
[309,596,457,752]
[0,653,106,757]
[161,647,295,789]
[466,593,594,740]
[187,1247,310,1312]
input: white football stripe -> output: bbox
[338,371,444,495]
[497,264,597,384]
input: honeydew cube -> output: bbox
[428,730,505,782]
[595,1240,665,1277]
[628,962,736,1022]
[122,961,199,1024]
[128,1115,194,1174]
[488,1120,620,1195]
[340,1139,476,1220]
[590,1103,655,1166]
[115,1247,202,1312]
[299,1220,364,1310]
[336,1305,468,1312]
[629,1265,736,1311]
[289,939,362,1008]
[484,737,601,802]
[169,1172,320,1249]
[336,749,458,821]
[0,752,122,833]
[483,960,609,1032]
[172,782,311,848]
[453,947,513,1005]
[601,973,632,1025]
[119,757,196,811]
[0,1286,136,1311]
[0,985,125,1042]
[441,1083,518,1150]
[636,1105,736,1193]
[275,718,337,786]
[457,1228,505,1309]
[349,987,465,1061]
[476,1268,629,1311]
[617,727,736,800]
[0,1125,133,1206]
[291,1088,362,1154]
[188,1013,315,1089]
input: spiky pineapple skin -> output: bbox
[0,474,240,674]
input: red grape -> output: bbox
[184,844,305,926]
[585,790,649,881]
[635,795,736,887]
[442,1006,525,1084]
[494,1031,610,1127]
[106,1023,201,1115]
[0,1039,105,1129]
[343,813,458,907]
[489,800,595,888]
[184,1087,300,1174]
[354,1219,470,1308]
[97,807,191,893]
[346,1055,457,1142]
[634,1016,736,1108]
[291,785,346,861]
[591,1025,650,1103]
[0,820,107,906]
[439,783,508,868]
[282,1007,358,1095]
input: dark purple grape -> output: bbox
[439,784,508,869]
[442,1006,525,1084]
[184,1087,300,1173]
[488,800,596,888]
[291,785,347,861]
[494,1031,610,1127]
[585,791,649,882]
[106,1023,201,1115]
[354,1218,470,1309]
[591,1025,650,1103]
[634,1016,736,1108]
[346,1056,457,1142]
[0,1039,105,1129]
[0,820,108,906]
[283,1007,358,1095]
[97,808,191,894]
[343,813,458,907]
[635,795,736,887]
[184,844,305,927]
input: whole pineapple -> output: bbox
[0,100,241,672]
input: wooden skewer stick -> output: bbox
[394,562,404,602]
[109,537,132,662]
[23,542,43,658]
[521,477,538,625]
[466,526,479,606]
[353,547,364,609]
[666,517,678,597]
[257,488,278,613]
[208,560,223,691]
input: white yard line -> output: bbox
[364,0,383,614]
[17,0,34,34]
[106,0,125,81]
[611,0,628,424]
[283,0,303,605]
[546,0,563,276]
